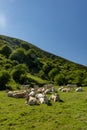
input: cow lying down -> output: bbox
[25,93,51,105]
[7,90,26,98]
[49,93,64,102]
[26,96,39,105]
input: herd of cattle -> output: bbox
[6,84,83,105]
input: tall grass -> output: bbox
[0,87,87,130]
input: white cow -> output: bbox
[35,93,45,99]
[38,96,49,104]
[44,88,51,94]
[61,88,71,92]
[28,91,36,97]
[7,91,14,97]
[36,93,49,104]
[58,86,64,91]
[49,93,60,102]
[75,87,82,92]
[27,96,39,105]
[7,90,26,98]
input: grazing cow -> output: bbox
[75,87,82,92]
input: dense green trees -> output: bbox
[0,35,87,89]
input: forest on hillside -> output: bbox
[0,35,87,90]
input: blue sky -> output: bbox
[0,0,87,66]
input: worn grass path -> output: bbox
[0,88,87,130]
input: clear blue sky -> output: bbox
[0,0,87,66]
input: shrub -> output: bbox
[0,70,11,90]
[82,78,87,86]
[48,68,60,81]
[19,74,29,84]
[10,48,26,63]
[54,74,66,85]
[0,45,12,58]
[12,64,29,83]
[21,42,30,50]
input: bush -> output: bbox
[10,48,26,63]
[39,70,45,79]
[0,70,11,90]
[12,64,29,83]
[21,42,30,50]
[0,45,12,58]
[54,74,66,85]
[48,68,60,81]
[19,74,29,84]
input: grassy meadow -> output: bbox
[0,87,87,130]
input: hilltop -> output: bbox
[0,35,87,90]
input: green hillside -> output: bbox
[0,35,87,90]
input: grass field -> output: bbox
[0,87,87,130]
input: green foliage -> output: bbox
[27,73,47,86]
[25,50,36,68]
[39,70,45,79]
[19,74,29,84]
[0,35,87,88]
[25,49,41,73]
[10,48,26,63]
[0,45,12,58]
[54,74,66,85]
[42,62,54,80]
[21,42,30,50]
[12,64,29,83]
[4,63,12,69]
[43,62,53,74]
[0,70,11,90]
[48,68,60,81]
[83,78,87,86]
[65,73,74,84]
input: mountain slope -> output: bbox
[0,35,87,90]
